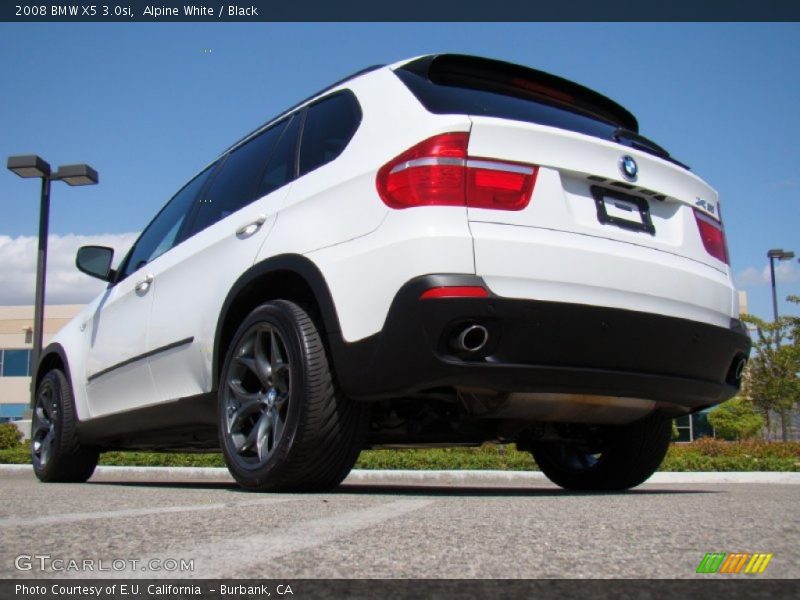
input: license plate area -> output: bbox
[590,186,655,235]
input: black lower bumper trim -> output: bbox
[330,274,751,411]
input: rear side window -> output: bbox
[298,91,361,177]
[189,118,290,235]
[122,164,216,278]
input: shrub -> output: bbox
[0,446,29,463]
[707,397,764,440]
[0,423,23,450]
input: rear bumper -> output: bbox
[331,274,751,411]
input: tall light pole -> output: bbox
[6,155,98,401]
[767,248,795,322]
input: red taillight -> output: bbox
[419,286,489,300]
[694,209,729,264]
[466,159,538,210]
[376,132,537,211]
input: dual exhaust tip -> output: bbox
[451,323,489,354]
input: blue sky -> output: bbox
[1,23,798,319]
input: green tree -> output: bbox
[741,296,800,441]
[707,396,764,440]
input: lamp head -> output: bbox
[52,164,99,186]
[7,155,51,179]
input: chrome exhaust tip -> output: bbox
[727,354,748,385]
[733,356,747,382]
[452,324,489,354]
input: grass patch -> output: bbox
[2,439,798,471]
[355,445,537,471]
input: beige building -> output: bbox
[738,290,749,316]
[0,305,83,421]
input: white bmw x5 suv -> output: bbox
[32,54,750,491]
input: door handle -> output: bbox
[236,214,267,238]
[135,274,154,294]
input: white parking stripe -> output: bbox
[95,498,433,579]
[0,497,293,529]
[187,499,433,578]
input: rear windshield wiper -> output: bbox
[614,128,690,170]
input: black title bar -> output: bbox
[2,0,800,22]
[3,579,797,599]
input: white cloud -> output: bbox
[0,233,137,305]
[735,260,800,288]
[735,266,764,287]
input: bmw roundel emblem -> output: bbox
[619,155,638,180]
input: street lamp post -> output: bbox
[6,155,98,402]
[767,248,796,322]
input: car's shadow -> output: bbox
[87,480,719,497]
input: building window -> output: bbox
[674,411,714,442]
[0,403,29,421]
[0,349,32,377]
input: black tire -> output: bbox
[31,369,99,483]
[531,413,672,491]
[218,300,368,491]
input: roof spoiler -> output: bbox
[399,54,639,133]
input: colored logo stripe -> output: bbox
[719,553,749,574]
[744,553,773,574]
[697,553,726,574]
[697,553,773,574]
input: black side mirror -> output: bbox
[76,245,115,282]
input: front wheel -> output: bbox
[531,413,672,491]
[218,300,368,491]
[31,370,99,483]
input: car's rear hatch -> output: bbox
[393,54,727,273]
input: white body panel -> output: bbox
[83,274,157,417]
[145,190,285,404]
[471,222,733,327]
[307,207,475,342]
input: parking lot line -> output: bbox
[97,498,435,579]
[0,497,293,529]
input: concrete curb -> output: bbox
[2,464,798,485]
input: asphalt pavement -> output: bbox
[1,466,797,580]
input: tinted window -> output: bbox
[257,114,301,197]
[298,92,361,177]
[1,349,31,377]
[189,119,289,234]
[395,69,616,141]
[122,165,215,278]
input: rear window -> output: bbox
[394,55,684,168]
[396,68,619,141]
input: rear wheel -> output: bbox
[31,370,99,483]
[531,413,672,491]
[218,300,368,491]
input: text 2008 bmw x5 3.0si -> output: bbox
[31,54,750,491]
